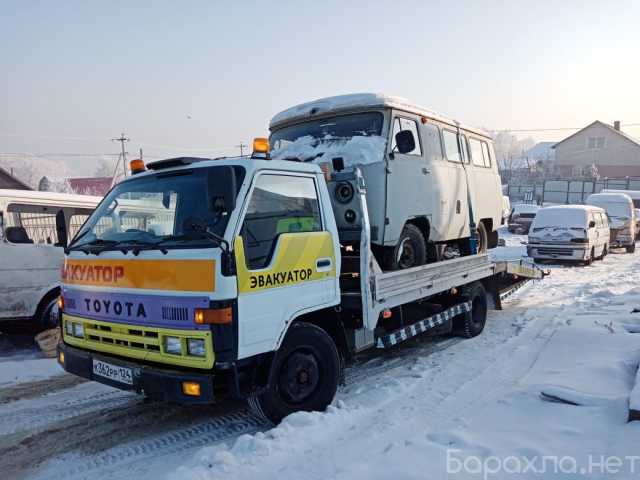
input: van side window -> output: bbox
[241,174,322,270]
[422,123,444,161]
[5,204,59,244]
[391,117,422,156]
[469,138,485,167]
[442,130,461,162]
[481,142,493,168]
[460,135,470,163]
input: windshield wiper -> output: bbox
[68,239,119,255]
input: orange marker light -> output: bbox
[129,159,145,174]
[57,296,64,310]
[58,351,65,365]
[194,307,233,325]
[182,381,201,397]
[252,137,270,154]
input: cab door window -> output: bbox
[390,117,422,156]
[241,174,321,270]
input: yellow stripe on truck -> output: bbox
[62,259,215,292]
[235,231,336,293]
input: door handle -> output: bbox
[422,167,430,175]
[316,258,332,270]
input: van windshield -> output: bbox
[590,202,630,219]
[270,112,384,150]
[68,166,245,253]
[532,209,587,230]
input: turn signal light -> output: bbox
[194,307,233,325]
[57,296,64,310]
[182,381,201,397]
[129,159,145,174]
[58,351,65,365]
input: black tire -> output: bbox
[584,247,594,266]
[32,293,59,333]
[602,244,608,258]
[250,322,341,424]
[626,243,636,254]
[385,224,427,270]
[476,222,488,254]
[452,282,488,338]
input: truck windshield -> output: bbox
[69,166,245,253]
[270,112,384,150]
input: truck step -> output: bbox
[376,301,472,349]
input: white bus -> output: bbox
[0,189,101,331]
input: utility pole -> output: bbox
[236,141,247,156]
[112,133,130,178]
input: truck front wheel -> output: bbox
[385,224,427,270]
[249,322,341,424]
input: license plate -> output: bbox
[92,359,133,385]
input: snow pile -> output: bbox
[170,251,640,480]
[630,368,640,414]
[271,135,387,168]
[0,358,64,386]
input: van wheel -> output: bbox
[32,296,59,333]
[452,282,488,338]
[385,224,427,270]
[476,223,488,254]
[249,322,341,425]
[626,243,636,254]
[598,244,608,260]
[584,248,594,266]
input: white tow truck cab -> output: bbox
[269,93,504,269]
[58,144,543,424]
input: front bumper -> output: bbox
[58,343,216,404]
[527,243,588,261]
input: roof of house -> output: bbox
[552,121,640,149]
[0,166,32,190]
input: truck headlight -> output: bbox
[164,336,182,355]
[65,321,73,336]
[72,322,84,338]
[187,338,206,357]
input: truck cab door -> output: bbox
[233,172,338,359]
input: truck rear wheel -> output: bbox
[385,224,427,270]
[249,322,341,424]
[452,282,488,338]
[476,222,488,254]
[626,243,636,254]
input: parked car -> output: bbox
[0,189,101,331]
[586,192,636,253]
[527,205,610,265]
[269,93,504,269]
[602,190,640,240]
[507,203,540,233]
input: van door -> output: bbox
[385,115,434,245]
[441,128,469,240]
[234,172,338,359]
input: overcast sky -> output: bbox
[2,0,639,176]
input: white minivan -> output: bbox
[269,93,504,269]
[601,189,640,239]
[0,189,101,331]
[527,205,610,264]
[586,192,636,253]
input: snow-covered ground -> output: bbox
[2,232,640,479]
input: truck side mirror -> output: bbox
[395,130,416,154]
[55,210,68,247]
[589,220,596,228]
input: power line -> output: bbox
[501,123,640,133]
[111,133,130,179]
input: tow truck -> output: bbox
[57,141,544,424]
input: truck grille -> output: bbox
[62,314,214,369]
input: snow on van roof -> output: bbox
[0,188,103,204]
[601,189,640,199]
[538,204,605,212]
[269,93,490,138]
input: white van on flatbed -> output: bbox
[0,189,101,331]
[527,205,610,264]
[269,93,504,269]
